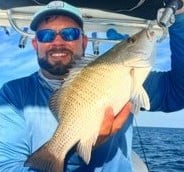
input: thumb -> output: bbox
[111,102,132,134]
[96,107,114,145]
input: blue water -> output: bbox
[133,127,184,172]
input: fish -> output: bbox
[25,28,156,172]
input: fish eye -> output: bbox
[127,37,136,43]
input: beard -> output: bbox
[37,46,82,76]
[38,58,72,75]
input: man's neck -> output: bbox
[40,69,67,80]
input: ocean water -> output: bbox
[133,127,184,172]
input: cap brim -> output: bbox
[30,9,83,31]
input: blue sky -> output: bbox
[0,28,184,128]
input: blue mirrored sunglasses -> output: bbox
[36,27,82,43]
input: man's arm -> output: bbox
[144,13,184,112]
[96,10,184,141]
[0,85,36,172]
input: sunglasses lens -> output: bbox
[60,28,81,41]
[36,28,82,43]
[36,29,56,43]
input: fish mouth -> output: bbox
[146,29,155,41]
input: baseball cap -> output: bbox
[30,1,83,31]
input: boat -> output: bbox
[0,0,165,45]
[0,1,168,171]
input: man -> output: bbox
[0,1,184,172]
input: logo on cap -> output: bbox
[48,1,64,9]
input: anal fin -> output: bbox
[76,133,99,164]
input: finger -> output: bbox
[176,7,184,14]
[176,1,184,14]
[99,106,114,136]
[96,106,114,145]
[111,102,132,134]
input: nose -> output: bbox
[52,34,65,45]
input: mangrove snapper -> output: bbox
[25,28,156,172]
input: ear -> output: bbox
[82,34,88,50]
[32,38,38,51]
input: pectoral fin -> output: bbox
[130,68,151,114]
[131,87,150,114]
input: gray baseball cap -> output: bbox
[30,1,83,31]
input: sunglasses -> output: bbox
[36,27,83,43]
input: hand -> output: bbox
[95,102,132,146]
[176,0,184,14]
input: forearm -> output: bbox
[0,114,36,172]
[144,13,184,112]
[0,99,36,172]
[169,14,184,79]
[0,159,36,172]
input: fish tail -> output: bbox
[131,87,150,114]
[25,143,65,172]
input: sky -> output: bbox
[0,27,184,128]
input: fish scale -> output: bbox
[25,28,156,172]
